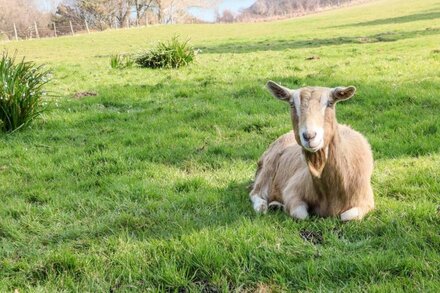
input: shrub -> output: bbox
[110,53,134,69]
[0,53,49,132]
[135,36,196,69]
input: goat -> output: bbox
[250,81,374,221]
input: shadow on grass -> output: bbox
[42,75,440,174]
[335,11,440,27]
[199,28,440,54]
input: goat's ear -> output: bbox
[266,81,292,102]
[332,86,356,102]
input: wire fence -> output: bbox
[1,17,152,42]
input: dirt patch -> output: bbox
[305,55,320,60]
[300,229,324,245]
[72,91,97,99]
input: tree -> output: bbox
[154,0,219,24]
[238,0,354,21]
[216,9,235,23]
[54,0,131,30]
[52,3,83,35]
[0,0,51,39]
[113,0,131,28]
[132,0,155,24]
[76,0,117,29]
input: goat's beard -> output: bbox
[304,147,328,178]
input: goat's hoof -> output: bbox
[268,201,284,211]
[290,204,309,220]
[340,207,359,221]
[251,196,268,213]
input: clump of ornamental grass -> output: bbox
[0,53,49,132]
[135,36,197,69]
[110,53,134,69]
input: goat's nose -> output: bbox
[302,131,317,141]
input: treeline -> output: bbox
[53,0,218,32]
[217,0,355,23]
[0,0,218,40]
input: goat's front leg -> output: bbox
[285,198,309,220]
[341,184,375,221]
[250,193,268,213]
[340,205,373,221]
[249,184,269,213]
[340,207,359,221]
[283,175,309,220]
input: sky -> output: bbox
[38,0,59,11]
[189,0,257,22]
[38,0,257,22]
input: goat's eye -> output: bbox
[327,101,334,107]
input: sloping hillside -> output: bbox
[0,0,439,291]
[240,0,355,19]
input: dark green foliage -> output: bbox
[135,36,196,69]
[0,53,49,132]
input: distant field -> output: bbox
[1,0,439,291]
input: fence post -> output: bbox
[53,22,57,37]
[34,22,40,38]
[127,18,130,28]
[69,21,74,35]
[13,23,18,41]
[145,14,148,26]
[136,18,139,27]
[85,20,90,33]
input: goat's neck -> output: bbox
[304,124,343,180]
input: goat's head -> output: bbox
[266,81,356,153]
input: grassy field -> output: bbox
[1,0,439,291]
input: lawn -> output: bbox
[1,0,439,291]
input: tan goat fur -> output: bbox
[250,81,374,221]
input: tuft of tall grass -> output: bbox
[0,53,49,132]
[135,36,196,69]
[110,53,134,69]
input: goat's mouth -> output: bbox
[302,141,324,153]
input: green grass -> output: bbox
[110,53,134,69]
[0,0,439,291]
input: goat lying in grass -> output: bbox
[250,81,374,221]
